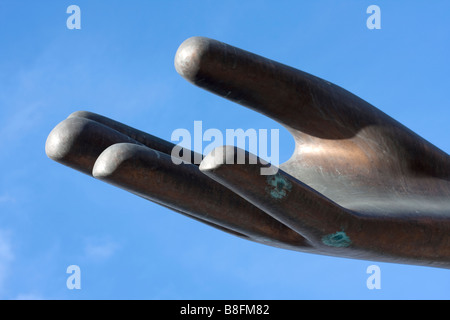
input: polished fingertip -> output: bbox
[67,110,96,119]
[199,145,238,172]
[92,143,139,179]
[45,117,88,162]
[199,145,270,173]
[174,36,214,82]
[46,116,140,175]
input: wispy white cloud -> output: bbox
[0,230,14,295]
[15,293,44,300]
[0,194,16,204]
[0,104,42,149]
[84,238,120,262]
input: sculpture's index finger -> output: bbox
[175,36,379,139]
[174,36,289,120]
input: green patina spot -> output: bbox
[322,231,352,248]
[266,174,292,199]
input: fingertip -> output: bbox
[199,145,236,172]
[45,117,87,162]
[174,36,214,82]
[67,110,96,120]
[92,143,140,179]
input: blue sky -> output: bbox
[0,1,449,299]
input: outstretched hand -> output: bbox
[46,37,450,269]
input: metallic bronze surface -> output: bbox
[46,36,450,268]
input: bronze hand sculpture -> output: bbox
[46,37,450,269]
